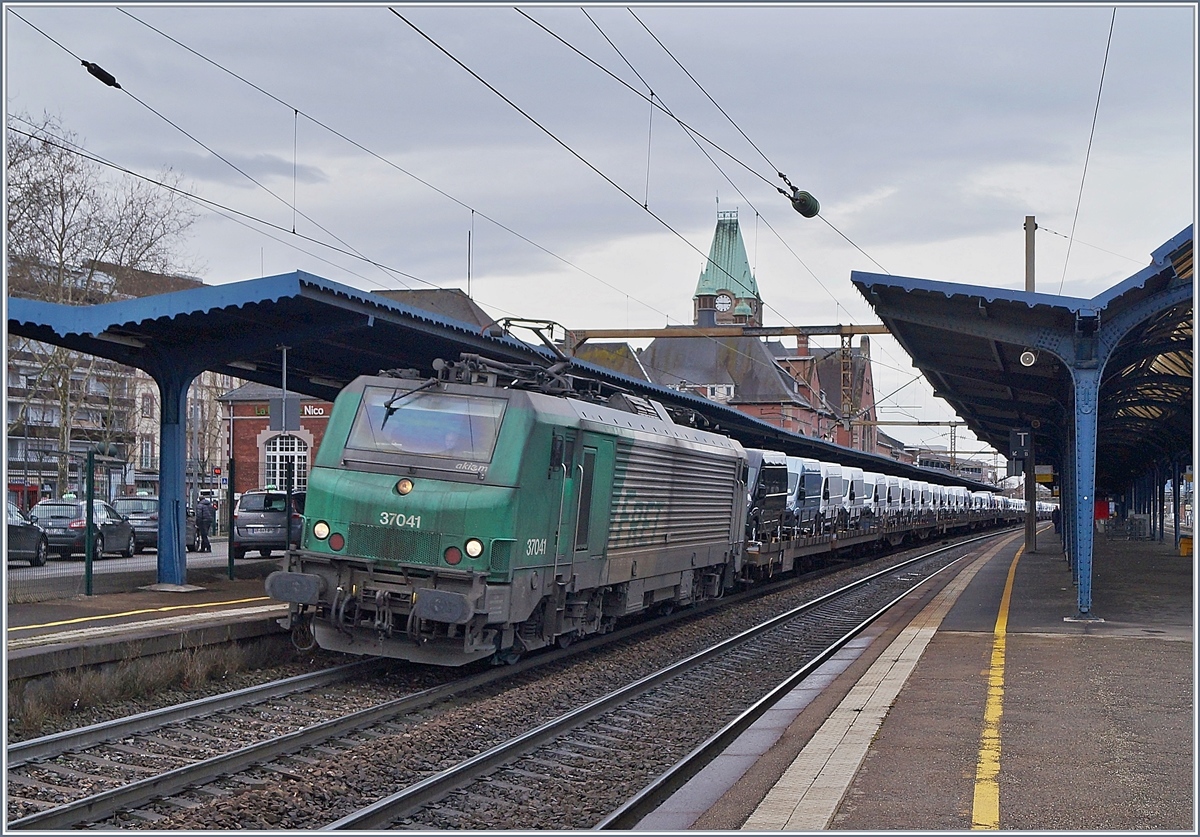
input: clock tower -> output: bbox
[693,209,762,327]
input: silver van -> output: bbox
[231,489,302,559]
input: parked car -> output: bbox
[30,498,136,560]
[111,495,200,554]
[7,501,48,567]
[231,489,304,560]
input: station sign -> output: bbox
[1009,427,1032,460]
[268,395,301,431]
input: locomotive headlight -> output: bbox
[465,538,484,559]
[313,521,331,540]
[395,478,414,495]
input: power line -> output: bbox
[1037,223,1143,267]
[403,7,877,398]
[523,8,916,426]
[629,9,782,181]
[116,7,721,333]
[520,11,861,330]
[1059,7,1117,294]
[7,120,422,292]
[17,7,925,438]
[558,11,909,387]
[11,8,401,291]
[390,8,810,344]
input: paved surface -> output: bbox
[6,546,283,680]
[5,527,1192,830]
[642,527,1193,831]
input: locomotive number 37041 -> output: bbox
[379,512,421,528]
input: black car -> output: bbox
[111,496,200,553]
[7,501,48,567]
[231,489,304,560]
[30,498,137,561]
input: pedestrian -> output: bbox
[197,498,215,552]
[1051,506,1062,535]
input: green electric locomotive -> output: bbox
[266,355,748,666]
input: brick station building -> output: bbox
[217,381,333,497]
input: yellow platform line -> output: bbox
[743,533,1022,831]
[7,596,271,633]
[971,542,1024,829]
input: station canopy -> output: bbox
[852,226,1192,493]
[8,269,987,489]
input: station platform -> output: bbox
[5,561,285,681]
[5,529,1192,829]
[640,526,1194,831]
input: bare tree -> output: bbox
[6,112,200,495]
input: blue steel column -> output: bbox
[1158,464,1166,542]
[1173,456,1182,549]
[1071,368,1101,615]
[156,368,197,586]
[1070,410,1080,573]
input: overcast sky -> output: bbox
[5,2,1196,455]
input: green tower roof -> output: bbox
[695,210,759,300]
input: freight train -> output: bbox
[265,354,1035,667]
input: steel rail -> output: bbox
[7,660,382,767]
[323,529,1013,830]
[7,657,532,830]
[7,590,745,831]
[595,528,1013,828]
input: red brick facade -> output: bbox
[223,398,333,496]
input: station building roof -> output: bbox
[852,225,1193,492]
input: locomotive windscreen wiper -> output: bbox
[381,378,438,429]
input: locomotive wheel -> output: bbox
[556,633,573,649]
[494,647,522,665]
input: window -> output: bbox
[140,438,155,470]
[141,393,154,418]
[265,434,309,491]
[574,448,597,551]
[346,386,506,463]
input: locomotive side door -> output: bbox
[554,432,614,588]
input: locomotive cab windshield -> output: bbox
[347,385,506,463]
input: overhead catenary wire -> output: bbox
[390,6,815,346]
[113,6,717,334]
[523,9,858,320]
[18,6,702,338]
[508,8,925,434]
[1037,224,1143,267]
[629,9,782,180]
[627,10,890,277]
[11,8,399,292]
[7,120,421,293]
[587,11,909,375]
[18,6,803,389]
[8,118,552,330]
[1058,7,1117,295]
[130,0,888,347]
[18,7,931,446]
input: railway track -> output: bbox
[325,533,993,830]
[5,529,1011,830]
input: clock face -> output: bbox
[715,293,733,312]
